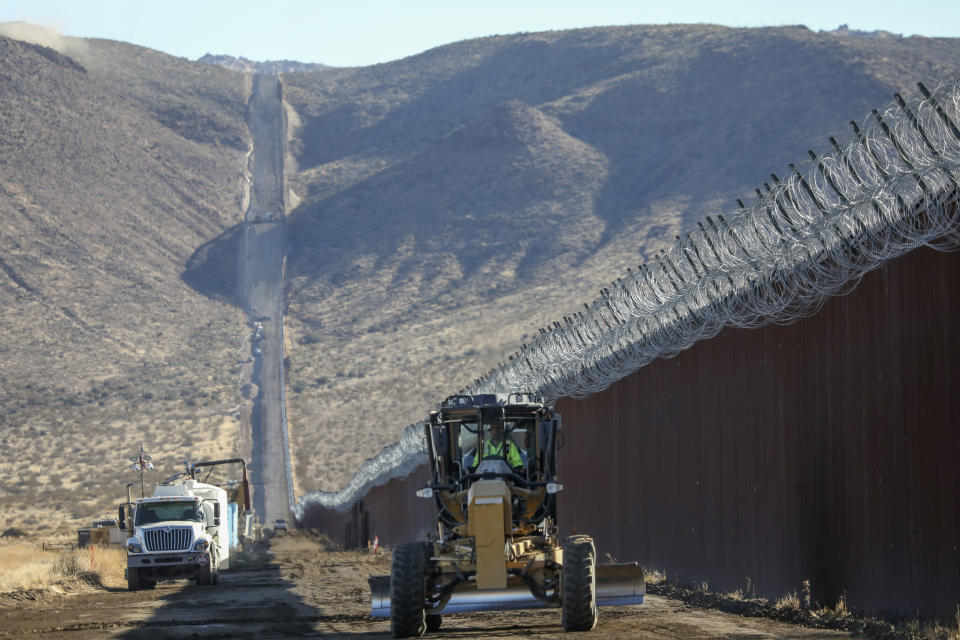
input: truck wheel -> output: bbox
[127,567,141,591]
[561,535,598,632]
[426,613,442,632]
[196,560,212,586]
[390,542,429,638]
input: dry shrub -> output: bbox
[774,591,801,611]
[643,568,666,585]
[52,550,87,577]
[0,543,57,592]
[647,570,959,640]
[53,546,126,589]
[0,543,126,594]
[897,611,960,640]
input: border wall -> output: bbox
[298,80,960,620]
[302,241,959,619]
[301,464,433,549]
[555,242,960,619]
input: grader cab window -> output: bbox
[428,399,557,489]
[507,419,537,478]
[456,422,478,472]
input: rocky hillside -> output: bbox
[0,33,249,529]
[198,53,328,74]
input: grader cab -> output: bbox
[370,393,644,637]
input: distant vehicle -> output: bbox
[274,518,287,532]
[253,346,261,356]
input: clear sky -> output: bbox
[1,0,958,67]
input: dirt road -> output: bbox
[242,73,293,525]
[0,533,851,639]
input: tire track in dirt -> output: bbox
[0,534,852,639]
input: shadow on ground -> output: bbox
[181,222,245,307]
[116,539,381,639]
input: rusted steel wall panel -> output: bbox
[556,245,960,619]
[362,465,435,546]
[300,464,434,548]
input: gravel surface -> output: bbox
[0,532,851,639]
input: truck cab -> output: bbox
[121,479,230,589]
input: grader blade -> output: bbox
[369,563,644,617]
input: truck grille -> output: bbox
[143,527,193,552]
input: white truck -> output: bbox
[121,479,230,589]
[119,458,251,590]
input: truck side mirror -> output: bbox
[213,502,220,526]
[118,505,126,530]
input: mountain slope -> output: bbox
[0,34,249,529]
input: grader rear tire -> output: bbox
[561,535,598,632]
[390,542,429,638]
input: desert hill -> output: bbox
[278,24,960,492]
[0,32,249,529]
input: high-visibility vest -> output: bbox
[473,438,523,468]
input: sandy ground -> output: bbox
[0,532,852,639]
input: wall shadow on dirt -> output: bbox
[181,222,245,307]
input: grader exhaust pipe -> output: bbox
[369,563,645,617]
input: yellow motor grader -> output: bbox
[370,393,644,637]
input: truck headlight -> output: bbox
[194,539,210,551]
[127,542,143,553]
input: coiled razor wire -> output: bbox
[473,77,960,401]
[295,77,960,516]
[294,422,428,517]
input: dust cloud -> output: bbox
[0,21,88,57]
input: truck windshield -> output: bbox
[135,501,203,525]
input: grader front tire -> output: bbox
[390,542,430,638]
[562,535,599,632]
